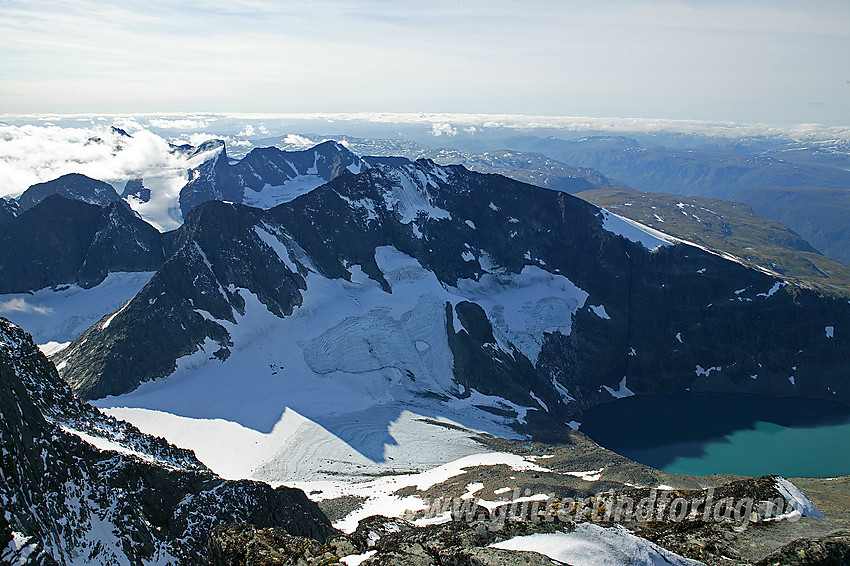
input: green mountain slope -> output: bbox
[577,187,850,296]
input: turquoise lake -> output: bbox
[579,392,850,478]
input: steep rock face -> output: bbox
[0,318,335,565]
[178,143,239,216]
[56,160,850,433]
[17,173,122,212]
[178,140,364,216]
[237,141,362,191]
[62,202,304,399]
[0,196,165,293]
[77,199,166,287]
[120,179,151,203]
[576,187,850,289]
[0,197,19,224]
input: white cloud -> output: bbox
[430,123,458,137]
[173,132,222,147]
[112,117,146,132]
[237,124,256,137]
[220,111,850,141]
[0,298,53,315]
[0,123,210,198]
[281,133,318,149]
[147,118,212,130]
[2,112,849,203]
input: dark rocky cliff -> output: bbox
[0,318,335,565]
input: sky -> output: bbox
[1,1,849,125]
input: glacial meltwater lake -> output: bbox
[579,392,850,478]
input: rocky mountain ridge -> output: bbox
[16,173,123,212]
[577,187,850,296]
[0,317,335,565]
[178,140,364,216]
[0,195,166,293]
[448,135,850,266]
[0,197,19,223]
[53,158,850,436]
[260,133,617,193]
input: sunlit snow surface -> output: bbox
[600,209,673,251]
[774,477,824,520]
[0,272,155,354]
[97,247,591,487]
[490,524,705,566]
[242,176,327,208]
[300,452,548,533]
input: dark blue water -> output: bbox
[579,392,850,478]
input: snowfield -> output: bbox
[599,209,673,251]
[289,451,549,533]
[242,176,327,208]
[490,524,705,566]
[0,271,155,354]
[97,246,591,486]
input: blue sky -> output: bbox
[2,0,849,125]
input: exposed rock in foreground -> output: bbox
[0,318,335,565]
[756,531,850,565]
[208,503,849,566]
[207,470,850,566]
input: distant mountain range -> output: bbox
[736,186,850,266]
[441,135,850,266]
[447,135,850,200]
[1,144,845,426]
[179,140,365,216]
[253,134,618,193]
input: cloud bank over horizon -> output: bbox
[2,1,849,125]
[0,124,196,199]
[2,112,849,207]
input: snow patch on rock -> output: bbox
[599,210,672,251]
[490,523,703,566]
[602,377,634,399]
[455,266,589,364]
[774,478,824,520]
[589,304,610,320]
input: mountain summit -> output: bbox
[179,140,364,215]
[17,173,122,212]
